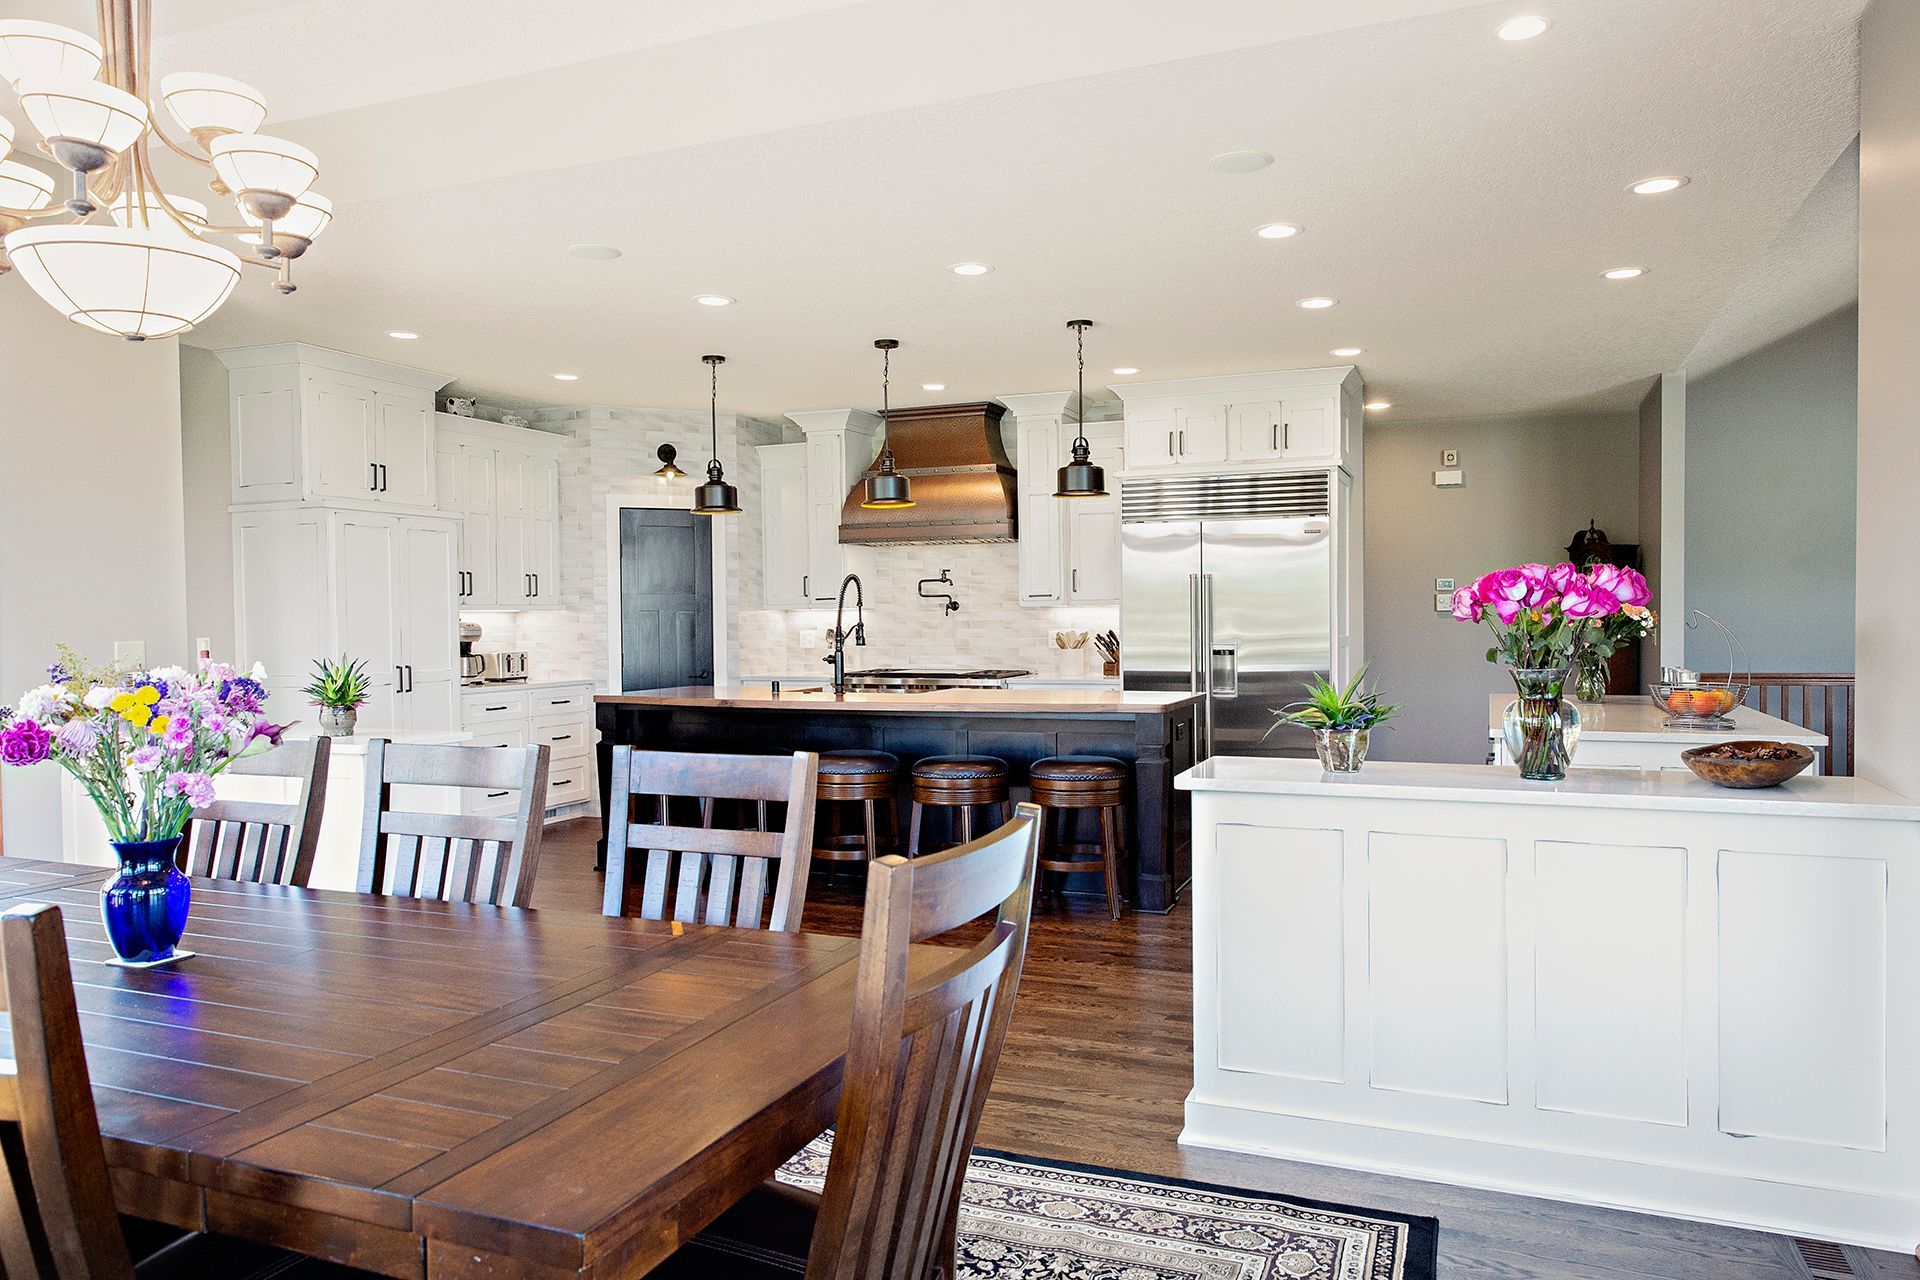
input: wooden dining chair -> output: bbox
[658,804,1042,1280]
[181,738,332,887]
[603,748,818,931]
[357,740,551,908]
[0,904,376,1280]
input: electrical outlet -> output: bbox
[1442,449,1459,467]
[1434,591,1454,613]
[113,640,145,667]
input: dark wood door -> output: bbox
[619,508,714,690]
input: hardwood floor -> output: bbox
[535,818,1917,1279]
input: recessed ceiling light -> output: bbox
[1365,401,1391,411]
[387,330,420,340]
[1297,297,1337,310]
[1331,347,1363,357]
[1496,15,1550,40]
[1112,367,1141,376]
[1628,175,1688,195]
[1602,267,1646,280]
[1254,222,1302,239]
[921,383,946,391]
[552,373,580,381]
[693,294,735,306]
[568,243,623,260]
[1210,150,1274,174]
[949,262,993,276]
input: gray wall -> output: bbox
[1363,414,1641,764]
[179,346,236,660]
[1685,305,1857,674]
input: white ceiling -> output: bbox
[2,0,1867,420]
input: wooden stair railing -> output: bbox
[1700,672,1855,777]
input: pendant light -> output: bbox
[1055,319,1109,498]
[861,338,915,509]
[691,354,741,515]
[652,443,686,482]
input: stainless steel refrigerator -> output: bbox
[1121,472,1334,759]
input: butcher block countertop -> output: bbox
[597,685,1202,715]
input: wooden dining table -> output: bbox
[0,856,867,1279]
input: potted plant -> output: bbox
[1266,663,1399,772]
[304,656,370,737]
[0,647,279,966]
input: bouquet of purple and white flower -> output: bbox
[0,646,285,844]
[1450,561,1655,669]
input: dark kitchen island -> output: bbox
[595,686,1202,912]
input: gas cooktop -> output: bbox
[844,668,1033,691]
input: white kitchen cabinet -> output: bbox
[460,683,598,820]
[437,418,565,611]
[1015,415,1068,604]
[1004,395,1124,609]
[1065,427,1124,604]
[219,344,452,509]
[784,410,883,608]
[231,507,459,734]
[758,442,812,607]
[1115,368,1365,478]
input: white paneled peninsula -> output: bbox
[1176,757,1916,1249]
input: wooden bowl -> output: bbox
[1681,740,1815,789]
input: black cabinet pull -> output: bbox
[483,704,508,712]
[554,778,574,787]
[486,790,509,799]
[551,733,571,741]
[370,462,379,491]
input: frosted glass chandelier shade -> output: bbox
[0,160,56,211]
[16,77,149,155]
[0,21,103,88]
[108,192,211,238]
[160,72,268,139]
[2,222,242,339]
[0,114,13,163]
[208,134,318,205]
[239,189,331,244]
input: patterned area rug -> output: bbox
[773,1134,1438,1280]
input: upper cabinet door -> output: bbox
[1278,396,1338,462]
[1124,405,1179,469]
[304,376,380,500]
[462,447,498,605]
[397,519,458,732]
[1015,418,1065,605]
[522,454,559,608]
[760,448,811,608]
[1226,401,1285,462]
[376,395,435,506]
[1067,498,1122,603]
[1173,404,1229,465]
[804,433,848,602]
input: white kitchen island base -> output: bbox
[1175,758,1919,1251]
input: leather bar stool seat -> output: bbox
[1028,755,1128,919]
[908,755,1010,856]
[813,750,900,865]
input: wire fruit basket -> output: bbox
[1647,611,1748,728]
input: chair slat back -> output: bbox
[0,905,135,1280]
[804,805,1040,1280]
[357,740,551,908]
[603,748,818,931]
[182,737,332,887]
[1702,671,1856,777]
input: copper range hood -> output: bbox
[838,401,1018,546]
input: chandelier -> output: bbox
[0,0,328,340]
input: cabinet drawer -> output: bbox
[462,689,530,724]
[529,717,591,752]
[545,752,594,807]
[529,687,593,717]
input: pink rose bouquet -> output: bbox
[1452,562,1654,669]
[0,645,272,844]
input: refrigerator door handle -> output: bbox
[1188,573,1203,694]
[1200,573,1216,755]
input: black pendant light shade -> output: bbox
[1055,319,1109,498]
[861,338,916,510]
[652,443,686,481]
[691,354,742,515]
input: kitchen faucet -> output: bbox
[826,573,866,694]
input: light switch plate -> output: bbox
[1434,591,1454,613]
[1442,449,1459,467]
[1434,468,1465,487]
[1435,577,1455,592]
[113,640,145,666]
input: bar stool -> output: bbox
[1028,755,1128,919]
[812,750,901,867]
[907,755,1010,856]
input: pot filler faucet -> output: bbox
[826,573,867,695]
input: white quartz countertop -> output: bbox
[1486,693,1826,745]
[280,726,473,755]
[460,678,596,694]
[1176,756,1920,820]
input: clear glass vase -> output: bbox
[1313,727,1369,772]
[1501,667,1582,781]
[1573,658,1609,703]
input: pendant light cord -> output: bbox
[881,343,892,464]
[708,356,720,465]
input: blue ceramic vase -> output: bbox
[101,836,192,964]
